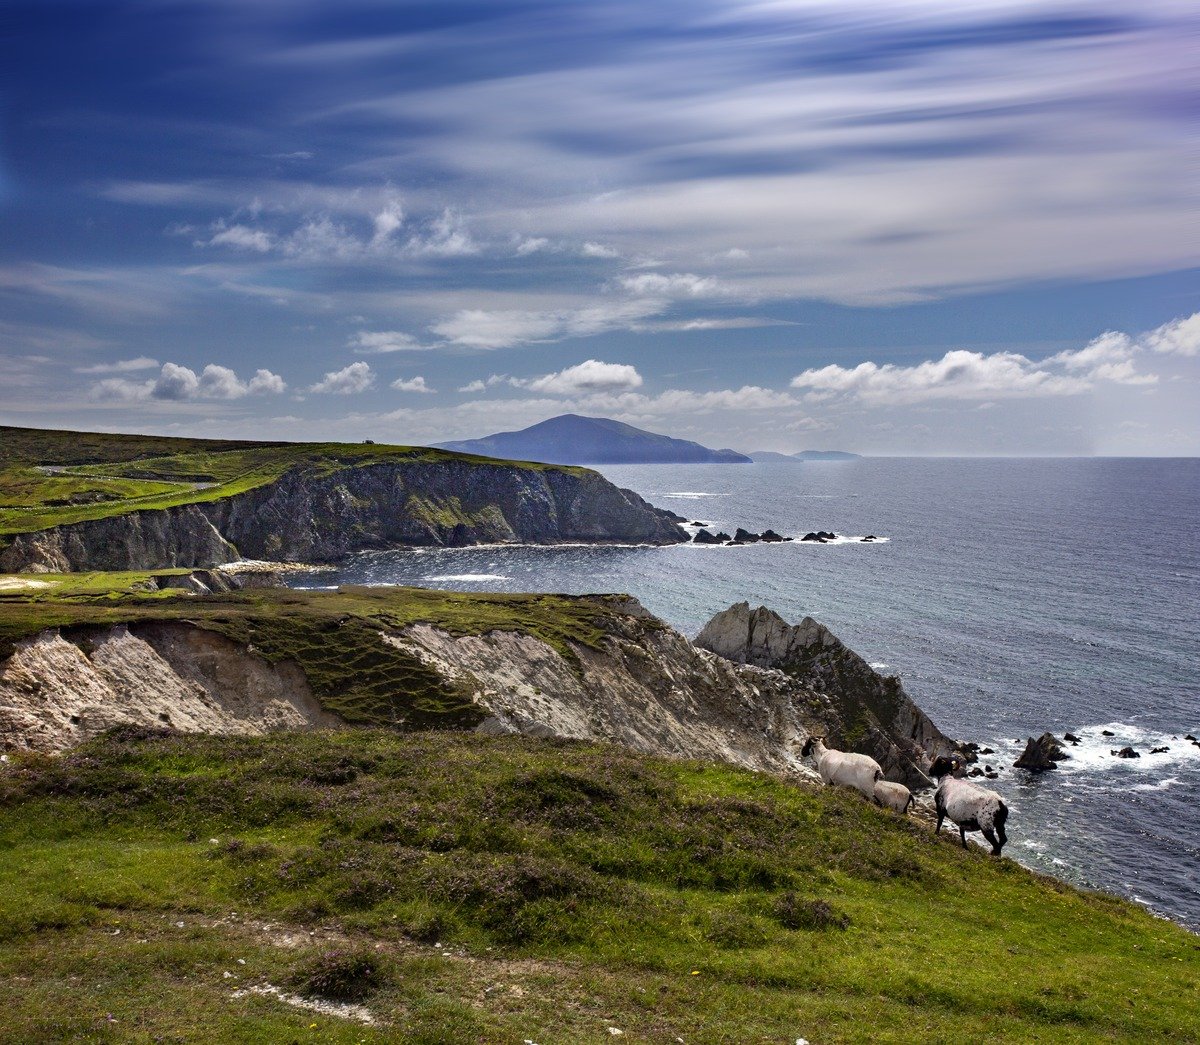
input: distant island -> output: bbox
[747,449,863,462]
[437,413,752,465]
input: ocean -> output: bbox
[290,457,1200,930]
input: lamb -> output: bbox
[928,754,1009,856]
[800,735,882,799]
[872,779,915,814]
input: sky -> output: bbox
[1,0,1197,455]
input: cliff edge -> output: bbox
[695,602,960,785]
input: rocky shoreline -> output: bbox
[0,460,687,573]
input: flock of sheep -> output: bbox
[799,736,1010,856]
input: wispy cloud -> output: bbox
[74,356,159,375]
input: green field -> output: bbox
[0,728,1196,1043]
[0,425,585,536]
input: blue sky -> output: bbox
[1,0,1197,454]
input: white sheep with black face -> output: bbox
[929,754,1009,856]
[800,735,883,800]
[872,779,915,814]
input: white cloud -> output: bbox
[429,299,662,350]
[88,362,286,402]
[310,360,375,394]
[514,236,550,256]
[617,272,724,298]
[790,351,1090,404]
[581,242,620,259]
[390,375,434,394]
[74,356,159,374]
[371,196,405,246]
[283,217,363,261]
[1141,312,1200,357]
[526,359,643,395]
[203,224,274,252]
[405,209,478,257]
[458,379,486,393]
[246,369,288,395]
[348,330,429,353]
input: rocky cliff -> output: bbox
[1,588,951,792]
[0,460,685,573]
[695,602,960,786]
[0,590,835,771]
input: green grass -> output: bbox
[0,729,1196,1042]
[0,425,591,536]
[0,583,630,726]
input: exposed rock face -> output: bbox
[0,624,337,752]
[0,505,236,574]
[694,602,960,787]
[392,596,828,774]
[1014,732,1071,772]
[0,460,685,572]
[0,596,837,775]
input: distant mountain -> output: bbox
[436,414,752,465]
[793,450,862,461]
[746,449,862,462]
[746,450,803,463]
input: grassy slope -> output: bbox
[0,425,587,537]
[0,582,625,728]
[0,729,1196,1043]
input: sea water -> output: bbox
[290,458,1200,930]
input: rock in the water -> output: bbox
[817,531,837,540]
[733,528,761,543]
[1149,746,1169,754]
[1015,732,1071,772]
[980,747,994,755]
[759,529,786,543]
[1064,732,1081,744]
[692,529,723,545]
[1101,729,1115,737]
[1114,746,1141,758]
[800,532,825,543]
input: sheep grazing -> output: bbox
[800,735,883,800]
[928,755,1009,856]
[873,779,915,814]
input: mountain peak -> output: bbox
[436,414,752,465]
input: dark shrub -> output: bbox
[771,893,850,931]
[287,947,391,1002]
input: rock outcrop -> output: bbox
[0,460,686,572]
[0,624,337,751]
[694,602,960,786]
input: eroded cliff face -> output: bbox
[0,460,685,573]
[390,596,828,773]
[0,623,337,752]
[1,595,950,792]
[695,602,961,786]
[0,597,831,775]
[0,505,237,574]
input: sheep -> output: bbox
[928,754,1009,856]
[872,779,915,814]
[799,735,882,800]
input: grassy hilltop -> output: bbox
[0,728,1197,1043]
[0,425,581,537]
